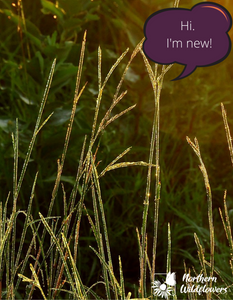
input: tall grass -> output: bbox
[1,1,233,299]
[0,27,164,299]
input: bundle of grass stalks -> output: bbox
[1,0,233,299]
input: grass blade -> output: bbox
[186,137,214,289]
[39,212,78,298]
[15,58,56,204]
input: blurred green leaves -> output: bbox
[41,0,66,21]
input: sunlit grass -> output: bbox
[1,0,233,299]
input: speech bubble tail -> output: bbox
[172,64,197,81]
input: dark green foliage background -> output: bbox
[0,0,233,295]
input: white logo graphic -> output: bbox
[166,272,176,286]
[152,272,176,299]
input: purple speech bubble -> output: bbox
[143,2,232,80]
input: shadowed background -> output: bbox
[0,0,233,297]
